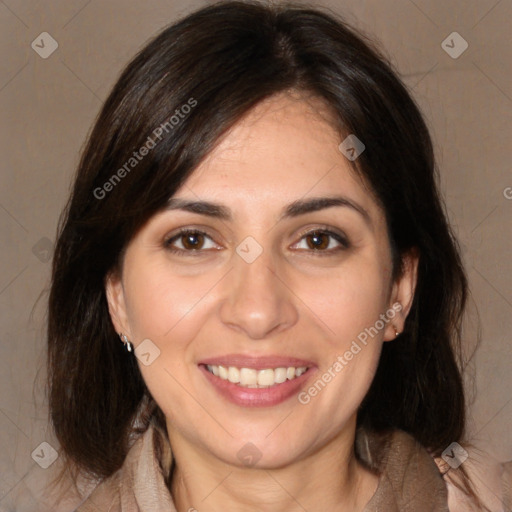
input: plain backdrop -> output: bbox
[0,0,511,509]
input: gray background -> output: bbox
[1,0,511,509]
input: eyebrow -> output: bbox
[165,196,372,226]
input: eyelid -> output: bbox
[164,224,220,241]
[164,227,223,253]
[297,224,349,244]
[163,225,350,255]
[292,225,350,250]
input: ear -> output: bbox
[383,247,419,342]
[105,270,131,337]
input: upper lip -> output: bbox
[198,354,315,370]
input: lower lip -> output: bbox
[199,365,315,407]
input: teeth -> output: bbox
[296,367,306,377]
[274,367,288,384]
[240,368,257,386]
[218,365,229,380]
[257,369,274,386]
[228,366,240,384]
[205,364,308,388]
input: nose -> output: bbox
[219,250,299,340]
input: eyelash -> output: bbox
[295,227,350,254]
[164,227,350,256]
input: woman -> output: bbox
[46,1,510,510]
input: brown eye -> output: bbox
[305,231,330,250]
[292,229,350,253]
[180,232,205,250]
[165,230,219,253]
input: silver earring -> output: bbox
[119,333,134,352]
[394,325,400,338]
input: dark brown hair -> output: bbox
[48,0,476,504]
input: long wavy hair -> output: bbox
[47,0,479,505]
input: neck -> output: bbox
[168,421,379,512]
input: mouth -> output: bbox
[204,364,308,388]
[198,355,315,407]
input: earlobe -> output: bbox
[105,271,130,336]
[384,248,420,341]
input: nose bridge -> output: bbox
[219,244,298,339]
[235,249,277,303]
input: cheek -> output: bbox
[121,258,222,414]
[121,258,217,424]
[298,253,391,344]
[301,251,391,413]
[123,257,219,340]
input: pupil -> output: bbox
[308,232,327,250]
[183,232,203,250]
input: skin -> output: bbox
[106,91,418,512]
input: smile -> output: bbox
[198,354,315,407]
[206,364,308,388]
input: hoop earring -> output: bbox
[119,333,134,352]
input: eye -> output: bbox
[164,229,221,254]
[292,229,349,253]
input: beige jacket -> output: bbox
[73,424,511,512]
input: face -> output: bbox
[107,92,417,469]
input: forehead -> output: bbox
[178,92,381,220]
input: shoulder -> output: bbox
[361,428,512,511]
[39,463,123,512]
[360,429,449,511]
[74,430,145,511]
[75,472,122,511]
[433,446,512,512]
[75,423,175,511]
